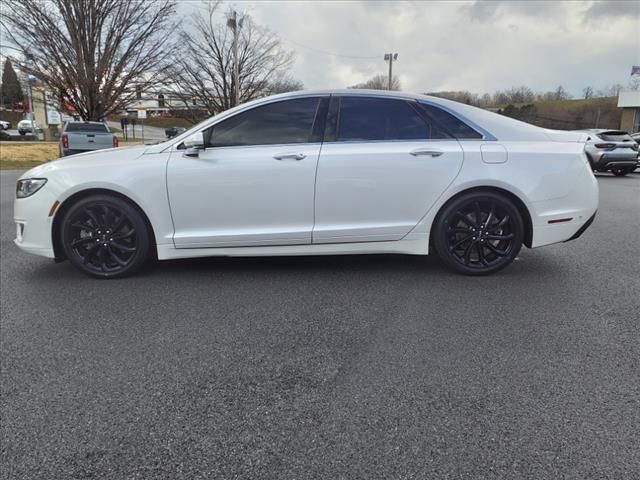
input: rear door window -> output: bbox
[336,97,449,141]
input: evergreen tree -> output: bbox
[0,59,24,108]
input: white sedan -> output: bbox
[14,90,598,278]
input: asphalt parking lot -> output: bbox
[1,169,639,479]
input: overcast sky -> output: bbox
[179,0,640,96]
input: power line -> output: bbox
[279,35,380,60]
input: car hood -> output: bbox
[20,144,151,180]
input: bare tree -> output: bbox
[167,3,297,120]
[266,76,304,95]
[426,91,479,105]
[596,84,624,98]
[1,0,177,120]
[582,86,594,99]
[553,85,571,100]
[349,74,401,91]
[479,93,493,107]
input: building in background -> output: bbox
[617,91,640,133]
[123,90,204,117]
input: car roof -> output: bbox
[65,120,107,124]
[229,89,555,141]
[148,88,568,153]
[598,130,629,135]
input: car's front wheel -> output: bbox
[432,192,524,275]
[60,194,152,278]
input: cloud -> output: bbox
[583,0,640,21]
[180,0,640,96]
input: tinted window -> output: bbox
[418,103,483,139]
[597,131,633,142]
[65,123,109,133]
[208,98,320,147]
[337,97,440,141]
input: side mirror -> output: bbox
[182,131,204,157]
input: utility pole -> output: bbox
[27,74,38,139]
[384,53,398,90]
[227,10,244,107]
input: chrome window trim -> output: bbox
[200,142,323,152]
[321,138,458,145]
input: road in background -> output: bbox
[1,170,639,479]
[106,120,166,142]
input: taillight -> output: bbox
[113,136,119,148]
[61,134,68,149]
[594,143,616,149]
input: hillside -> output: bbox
[493,97,621,131]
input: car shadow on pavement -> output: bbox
[594,172,639,180]
[24,249,566,283]
[153,254,449,277]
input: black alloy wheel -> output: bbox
[433,192,524,275]
[61,195,151,278]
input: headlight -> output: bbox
[16,178,47,198]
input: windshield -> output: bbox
[65,123,109,133]
[597,131,633,142]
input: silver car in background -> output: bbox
[583,129,639,176]
[631,132,640,171]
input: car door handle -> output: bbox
[410,149,443,157]
[273,153,306,161]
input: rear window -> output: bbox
[418,103,484,140]
[65,123,109,133]
[597,131,633,142]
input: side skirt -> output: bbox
[156,236,429,261]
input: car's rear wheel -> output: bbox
[611,167,631,176]
[61,195,151,278]
[433,192,524,275]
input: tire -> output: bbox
[60,194,152,278]
[432,191,524,275]
[611,168,629,177]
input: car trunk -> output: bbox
[543,129,590,143]
[68,132,113,150]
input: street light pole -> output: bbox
[383,53,398,90]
